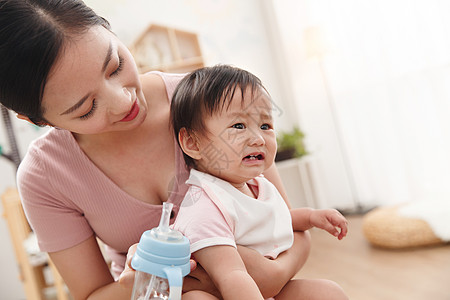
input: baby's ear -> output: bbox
[178,128,202,160]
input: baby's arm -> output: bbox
[238,230,310,298]
[194,245,264,300]
[291,208,348,240]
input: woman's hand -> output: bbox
[237,231,311,298]
[183,262,222,298]
[50,236,131,300]
[119,244,208,292]
[118,244,138,288]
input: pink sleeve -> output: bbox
[17,144,93,252]
[173,186,236,253]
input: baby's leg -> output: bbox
[275,278,348,300]
[182,290,219,300]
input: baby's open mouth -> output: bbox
[244,154,264,160]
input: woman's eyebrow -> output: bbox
[60,94,89,116]
[101,41,113,73]
[60,41,113,116]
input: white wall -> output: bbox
[0,0,294,298]
[269,0,356,210]
[84,0,295,130]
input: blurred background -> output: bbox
[2,0,450,298]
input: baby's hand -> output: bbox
[310,209,348,240]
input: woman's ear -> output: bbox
[16,114,52,127]
[178,128,202,160]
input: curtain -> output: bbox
[271,0,450,209]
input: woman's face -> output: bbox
[41,25,147,135]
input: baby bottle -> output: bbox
[131,202,190,300]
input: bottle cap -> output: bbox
[131,203,190,280]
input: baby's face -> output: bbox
[195,87,277,188]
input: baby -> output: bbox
[170,65,349,300]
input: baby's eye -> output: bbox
[232,123,245,129]
[261,123,272,130]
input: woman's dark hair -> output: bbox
[0,0,110,125]
[170,64,267,168]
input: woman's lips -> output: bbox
[120,101,139,122]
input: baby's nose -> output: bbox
[249,131,265,146]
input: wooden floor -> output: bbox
[295,215,450,300]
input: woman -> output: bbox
[0,1,310,299]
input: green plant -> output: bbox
[275,126,308,161]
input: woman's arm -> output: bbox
[121,231,311,299]
[49,235,131,300]
[121,245,222,297]
[242,163,312,298]
[122,163,311,298]
[193,245,264,300]
[263,163,291,208]
[238,231,311,298]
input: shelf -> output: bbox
[129,24,204,73]
[276,156,322,209]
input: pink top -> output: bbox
[17,72,188,275]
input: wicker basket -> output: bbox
[362,205,445,249]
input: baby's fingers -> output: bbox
[329,212,348,240]
[320,220,343,238]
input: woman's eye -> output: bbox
[232,123,245,129]
[111,56,124,76]
[79,100,97,120]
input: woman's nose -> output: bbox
[122,87,132,99]
[110,87,133,115]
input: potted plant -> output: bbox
[275,126,308,162]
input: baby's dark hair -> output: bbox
[0,0,110,125]
[170,65,267,168]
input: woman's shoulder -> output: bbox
[140,71,187,103]
[143,71,187,84]
[23,128,80,162]
[17,128,84,186]
[28,127,73,147]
